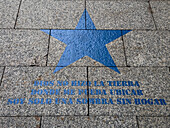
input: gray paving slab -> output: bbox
[124,30,170,66]
[138,117,170,128]
[16,0,85,29]
[88,67,169,116]
[150,0,170,30]
[86,1,155,29]
[41,116,137,128]
[0,29,49,66]
[47,36,126,67]
[0,67,87,116]
[0,117,40,128]
[0,0,21,28]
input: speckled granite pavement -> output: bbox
[0,0,169,128]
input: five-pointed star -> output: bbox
[42,9,131,74]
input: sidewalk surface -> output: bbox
[0,0,169,128]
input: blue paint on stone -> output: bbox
[76,9,86,29]
[122,30,131,35]
[41,9,131,74]
[85,9,96,29]
[41,29,50,35]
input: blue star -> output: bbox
[42,9,131,74]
